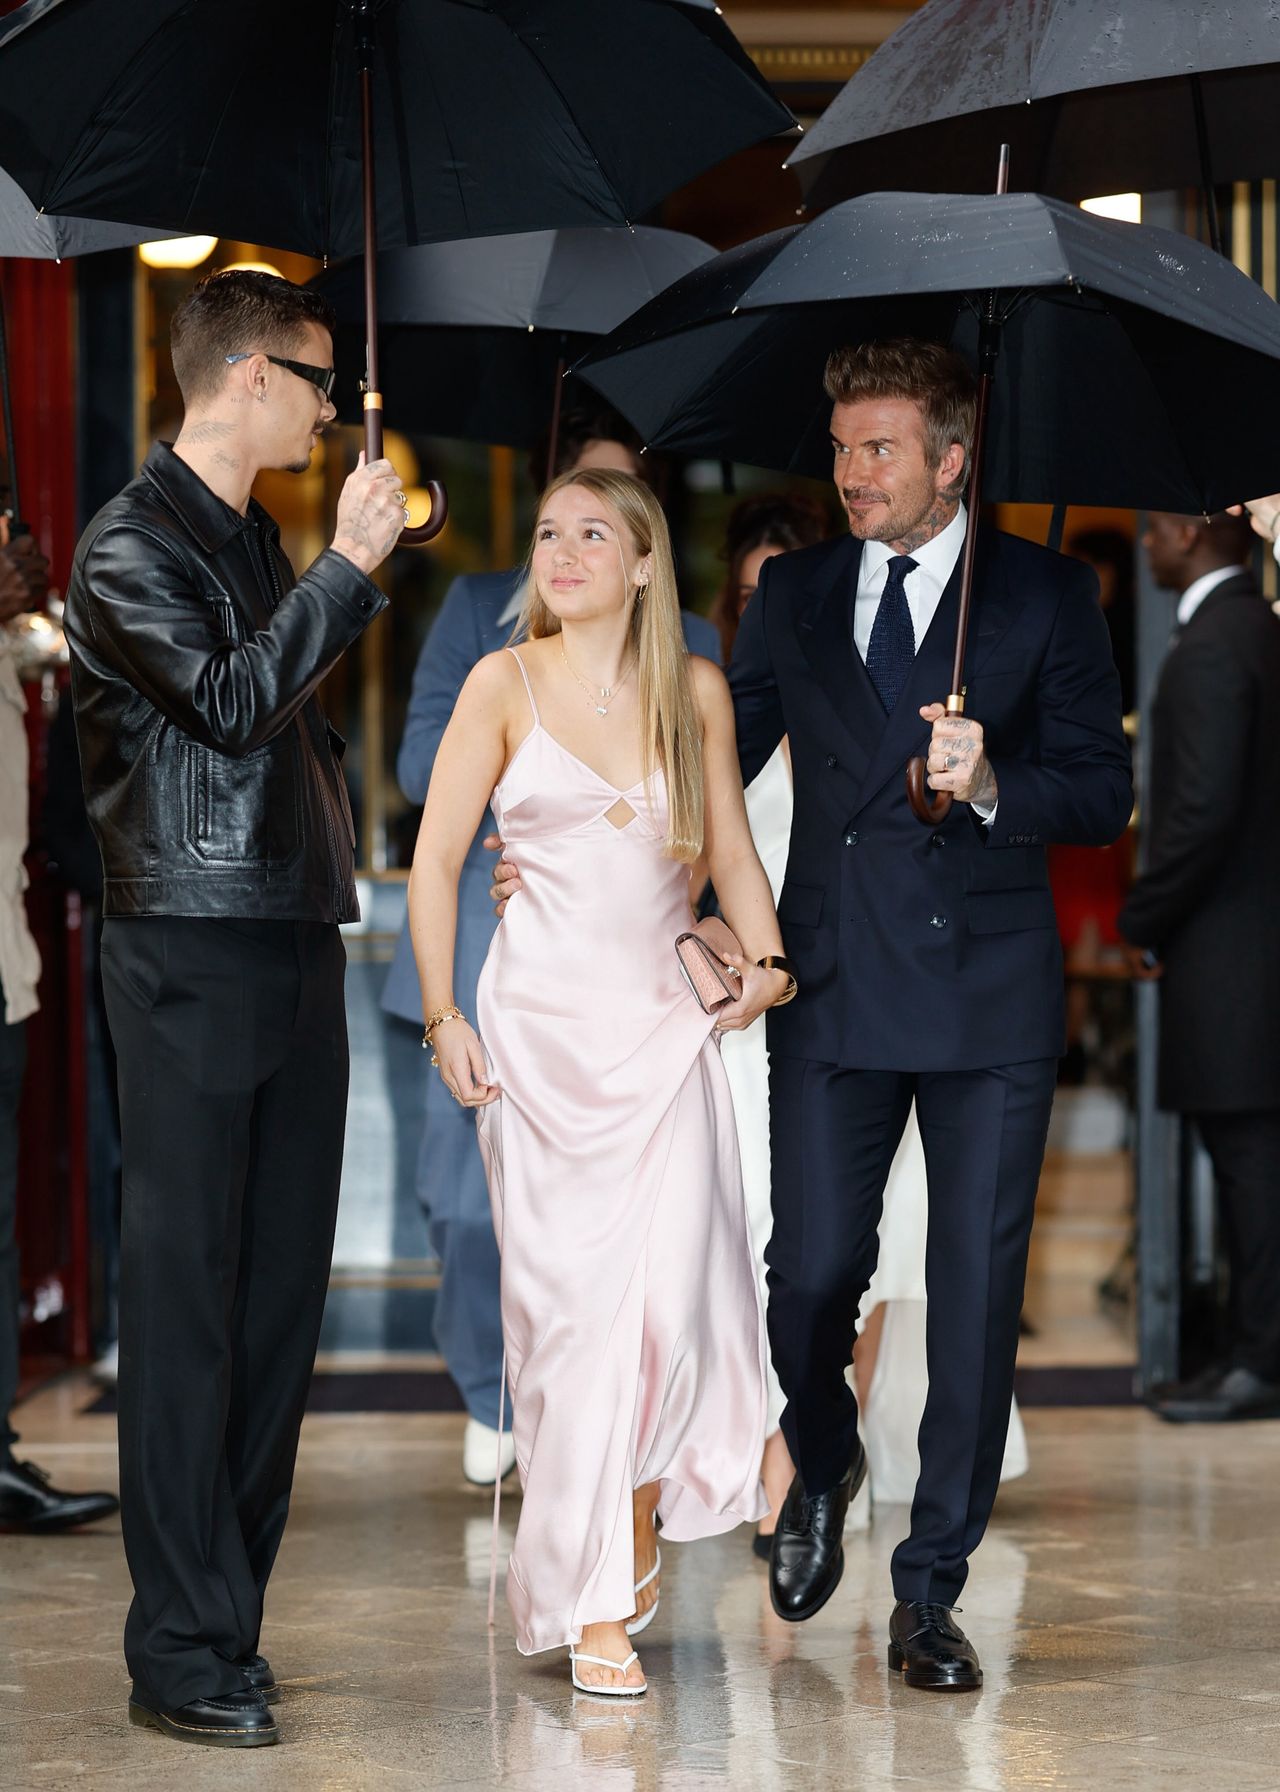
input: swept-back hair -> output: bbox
[824,337,976,494]
[171,269,336,406]
[514,468,703,863]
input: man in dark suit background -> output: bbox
[729,339,1132,1690]
[1119,511,1280,1423]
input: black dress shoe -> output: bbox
[888,1600,982,1692]
[1154,1364,1280,1423]
[0,1458,120,1533]
[240,1654,279,1704]
[769,1443,867,1622]
[128,1688,278,1747]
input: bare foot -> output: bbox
[575,1619,645,1691]
[756,1429,795,1541]
[628,1482,661,1626]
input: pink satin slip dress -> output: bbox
[475,646,768,1655]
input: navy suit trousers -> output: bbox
[766,1053,1057,1605]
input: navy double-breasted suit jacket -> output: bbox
[729,527,1133,1073]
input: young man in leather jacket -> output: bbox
[64,270,409,1748]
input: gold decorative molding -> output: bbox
[749,43,877,82]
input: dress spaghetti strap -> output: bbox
[505,646,540,727]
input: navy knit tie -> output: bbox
[865,554,917,713]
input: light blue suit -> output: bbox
[382,569,720,1425]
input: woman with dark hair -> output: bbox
[713,492,830,666]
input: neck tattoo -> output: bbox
[560,640,635,717]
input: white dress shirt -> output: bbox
[853,502,968,661]
[1176,562,1247,627]
[852,503,996,821]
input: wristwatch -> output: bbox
[756,954,798,1007]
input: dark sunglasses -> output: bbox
[225,352,336,400]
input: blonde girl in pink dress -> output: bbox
[408,470,792,1697]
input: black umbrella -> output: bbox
[313,226,713,473]
[578,186,1280,818]
[0,0,792,541]
[787,0,1280,255]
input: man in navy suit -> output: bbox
[382,406,718,1485]
[729,340,1131,1690]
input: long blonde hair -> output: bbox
[514,468,704,862]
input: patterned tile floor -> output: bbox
[3,1380,1278,1790]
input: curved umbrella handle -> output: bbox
[906,756,953,824]
[364,397,449,545]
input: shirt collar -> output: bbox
[859,501,968,585]
[1177,563,1247,626]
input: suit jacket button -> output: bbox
[930,832,946,848]
[827,754,838,768]
[844,830,859,847]
[930,914,948,928]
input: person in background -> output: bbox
[0,508,119,1534]
[709,491,827,1554]
[381,402,719,1487]
[1120,510,1280,1422]
[1066,527,1136,714]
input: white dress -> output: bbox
[721,744,1028,1495]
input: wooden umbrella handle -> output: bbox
[906,756,952,824]
[363,395,449,544]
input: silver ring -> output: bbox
[393,489,406,507]
[402,506,411,524]
[945,754,959,769]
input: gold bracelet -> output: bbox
[422,1006,465,1055]
[756,955,799,1008]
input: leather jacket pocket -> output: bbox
[179,735,304,867]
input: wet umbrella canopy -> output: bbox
[314,226,714,450]
[788,0,1280,226]
[577,189,1280,514]
[0,0,792,261]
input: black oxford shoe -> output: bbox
[769,1443,867,1622]
[888,1600,982,1692]
[1154,1365,1280,1423]
[128,1688,278,1747]
[0,1457,119,1533]
[240,1653,279,1704]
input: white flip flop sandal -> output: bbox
[625,1546,662,1637]
[569,1647,648,1697]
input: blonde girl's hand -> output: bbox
[712,956,791,1033]
[431,1018,501,1107]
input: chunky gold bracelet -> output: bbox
[422,1006,465,1056]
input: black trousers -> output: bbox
[0,1017,26,1454]
[766,1055,1057,1607]
[101,916,348,1709]
[1195,1110,1280,1380]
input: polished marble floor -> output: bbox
[3,1379,1279,1790]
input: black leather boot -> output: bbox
[768,1442,867,1622]
[240,1654,279,1704]
[128,1687,278,1746]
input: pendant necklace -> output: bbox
[561,641,635,717]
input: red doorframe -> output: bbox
[3,254,92,1369]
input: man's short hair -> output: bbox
[170,270,337,406]
[823,338,977,494]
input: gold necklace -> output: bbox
[560,640,635,717]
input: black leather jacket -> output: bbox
[65,442,387,923]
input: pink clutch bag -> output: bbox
[675,917,743,1014]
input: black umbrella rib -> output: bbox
[486,11,631,227]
